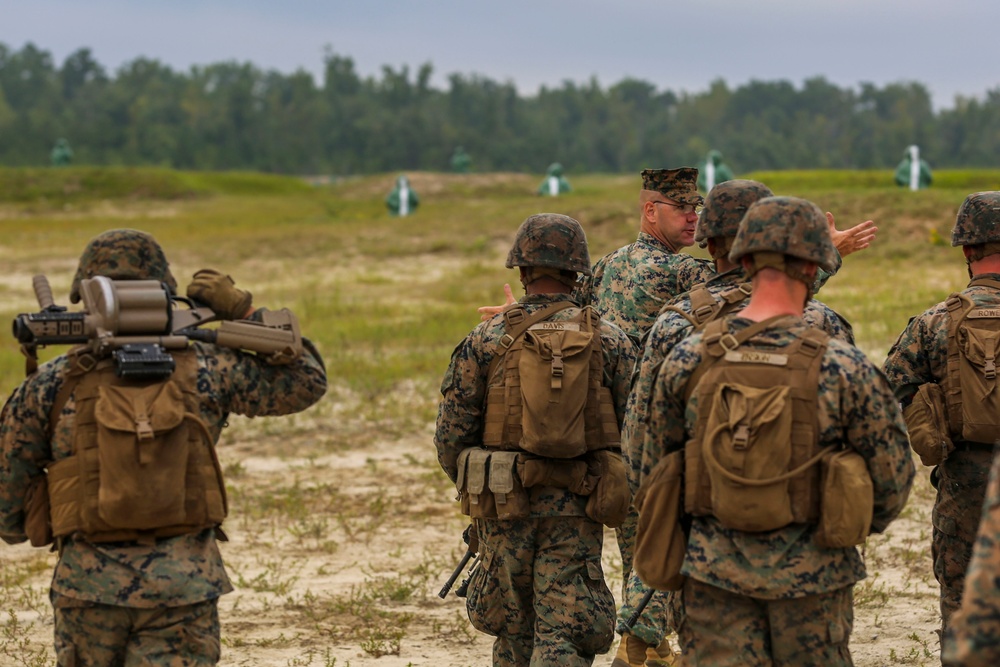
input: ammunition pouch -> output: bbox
[455,447,628,526]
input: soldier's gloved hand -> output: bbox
[186,269,253,320]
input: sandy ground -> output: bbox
[1,396,941,667]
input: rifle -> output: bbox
[438,523,480,599]
[622,588,655,631]
[13,275,302,378]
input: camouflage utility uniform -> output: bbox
[638,198,914,666]
[618,266,855,648]
[883,191,1000,644]
[943,448,1000,665]
[0,230,328,666]
[435,214,636,666]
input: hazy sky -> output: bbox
[7,1,1000,110]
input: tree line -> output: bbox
[1,42,999,175]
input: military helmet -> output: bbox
[505,213,592,275]
[695,179,774,244]
[70,228,177,303]
[729,196,838,273]
[951,191,1000,246]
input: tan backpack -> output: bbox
[685,317,833,531]
[483,303,620,458]
[41,348,227,544]
[945,279,1000,444]
[659,281,752,331]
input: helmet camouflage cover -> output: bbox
[951,191,1000,246]
[729,196,838,273]
[695,179,775,244]
[505,213,592,275]
[70,228,178,303]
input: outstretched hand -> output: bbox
[827,212,877,258]
[477,283,517,322]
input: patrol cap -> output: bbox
[70,228,177,303]
[951,191,1000,246]
[729,196,838,273]
[641,167,703,206]
[695,179,774,244]
[505,213,592,276]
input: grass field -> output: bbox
[0,166,996,666]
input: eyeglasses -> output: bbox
[652,200,704,216]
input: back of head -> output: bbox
[951,191,1000,249]
[640,167,703,206]
[695,179,774,249]
[506,213,591,276]
[70,228,177,303]
[729,196,838,277]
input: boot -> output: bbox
[610,633,662,667]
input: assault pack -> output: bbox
[659,281,752,332]
[906,278,1000,464]
[455,302,628,527]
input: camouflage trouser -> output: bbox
[933,448,992,640]
[614,506,673,646]
[467,515,616,666]
[52,592,221,666]
[675,578,854,667]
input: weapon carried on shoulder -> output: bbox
[13,275,302,379]
[439,523,481,599]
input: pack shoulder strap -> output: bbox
[486,302,577,383]
[969,277,1000,291]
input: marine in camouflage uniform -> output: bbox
[638,197,913,666]
[883,191,1000,648]
[0,229,328,666]
[617,181,855,659]
[435,214,636,666]
[576,167,715,345]
[942,444,1000,666]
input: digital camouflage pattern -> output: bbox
[694,180,774,245]
[943,447,1000,666]
[53,594,220,666]
[69,228,178,303]
[676,578,854,667]
[729,197,840,274]
[467,517,615,666]
[641,168,703,206]
[435,292,634,665]
[505,213,592,276]
[615,267,855,647]
[882,275,1000,640]
[951,191,1000,246]
[638,315,913,660]
[575,233,714,343]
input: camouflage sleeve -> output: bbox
[804,300,855,345]
[0,368,59,544]
[638,338,702,490]
[943,452,1000,666]
[811,251,841,294]
[882,309,946,407]
[676,256,716,294]
[822,344,915,534]
[622,311,694,493]
[434,327,491,483]
[600,322,636,432]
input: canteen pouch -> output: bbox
[93,382,190,530]
[815,449,874,548]
[518,327,593,458]
[902,383,953,466]
[24,474,53,547]
[703,383,796,531]
[584,450,631,528]
[633,450,687,591]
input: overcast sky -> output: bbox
[6,1,999,111]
